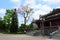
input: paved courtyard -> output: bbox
[0,33,58,40]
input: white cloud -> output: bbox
[56,6,60,8]
[0,9,6,18]
[43,0,60,4]
[32,10,50,19]
[34,4,52,12]
[24,0,36,7]
[31,4,52,19]
[0,9,6,14]
[24,0,36,5]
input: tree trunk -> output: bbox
[24,17,26,25]
[10,9,18,33]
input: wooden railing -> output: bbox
[44,26,58,29]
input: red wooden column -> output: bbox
[41,20,44,34]
[49,21,52,33]
[50,21,52,27]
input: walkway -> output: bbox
[0,33,56,40]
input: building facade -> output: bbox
[33,8,60,35]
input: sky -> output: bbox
[0,0,60,26]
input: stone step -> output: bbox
[26,30,41,36]
[49,30,60,39]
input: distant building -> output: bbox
[33,8,60,35]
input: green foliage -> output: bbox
[0,17,6,32]
[29,23,33,28]
[19,23,33,32]
[3,32,26,34]
[4,9,14,32]
[26,23,33,31]
[19,24,26,32]
[10,9,18,33]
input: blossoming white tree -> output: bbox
[17,5,33,25]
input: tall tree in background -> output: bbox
[10,9,18,33]
[4,9,13,32]
[18,5,33,25]
[0,17,6,32]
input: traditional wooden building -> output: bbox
[33,8,60,35]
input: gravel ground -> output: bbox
[0,33,58,40]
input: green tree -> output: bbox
[0,17,6,32]
[26,23,33,31]
[19,23,33,32]
[4,9,13,32]
[19,24,26,32]
[10,9,18,33]
[28,23,33,29]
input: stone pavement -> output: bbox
[0,33,58,40]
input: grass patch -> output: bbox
[3,32,26,34]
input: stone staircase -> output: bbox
[50,30,60,39]
[26,30,41,36]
